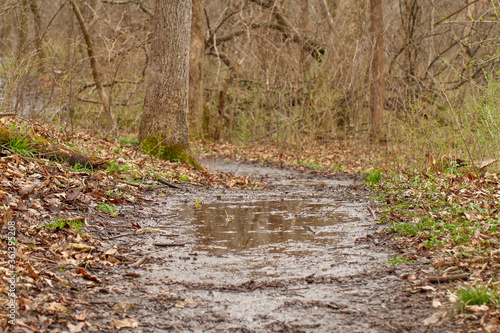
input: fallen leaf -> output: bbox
[75,269,101,282]
[465,304,489,312]
[104,248,118,255]
[417,285,436,292]
[113,302,135,312]
[110,318,139,329]
[67,322,85,333]
[175,298,201,308]
[123,273,141,278]
[422,312,441,326]
[432,299,442,308]
[71,243,94,252]
[448,293,459,303]
[47,302,68,313]
[74,310,87,321]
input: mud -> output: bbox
[79,160,458,332]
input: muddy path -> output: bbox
[75,160,458,332]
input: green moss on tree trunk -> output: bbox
[141,136,200,169]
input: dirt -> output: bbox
[14,159,465,332]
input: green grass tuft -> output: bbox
[97,202,118,215]
[364,170,381,185]
[456,285,498,311]
[45,217,84,231]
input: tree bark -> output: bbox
[139,0,199,167]
[17,0,29,59]
[189,0,206,140]
[369,0,384,136]
[29,0,45,72]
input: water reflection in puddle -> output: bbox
[178,200,358,253]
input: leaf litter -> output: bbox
[0,119,259,331]
[378,168,500,331]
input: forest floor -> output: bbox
[0,120,496,332]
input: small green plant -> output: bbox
[456,285,498,311]
[70,163,92,173]
[97,202,118,215]
[424,236,444,249]
[331,164,344,171]
[298,160,323,169]
[119,136,139,146]
[387,255,415,265]
[107,160,130,174]
[194,199,202,208]
[225,210,234,225]
[364,170,382,185]
[4,124,40,158]
[179,174,189,181]
[45,217,84,231]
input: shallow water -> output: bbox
[179,200,355,253]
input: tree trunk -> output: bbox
[189,0,206,140]
[370,0,384,136]
[17,0,29,59]
[29,0,45,72]
[139,0,199,167]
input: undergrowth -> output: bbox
[456,285,499,312]
[45,217,85,231]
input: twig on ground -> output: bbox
[107,232,136,239]
[153,242,188,247]
[0,113,16,118]
[131,256,149,268]
[116,179,143,187]
[157,178,183,189]
[367,206,376,219]
[427,273,470,283]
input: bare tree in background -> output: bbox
[139,0,198,166]
[370,0,384,136]
[70,0,117,136]
[189,0,206,139]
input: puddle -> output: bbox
[177,200,357,254]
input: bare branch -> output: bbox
[318,0,335,31]
[69,0,117,136]
[247,0,325,61]
[100,0,153,17]
[434,0,480,26]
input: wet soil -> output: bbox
[74,160,458,332]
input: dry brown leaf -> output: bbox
[71,243,94,252]
[114,302,135,312]
[422,312,441,326]
[67,322,85,333]
[110,318,139,329]
[47,302,68,313]
[432,299,442,308]
[466,305,490,312]
[75,310,87,321]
